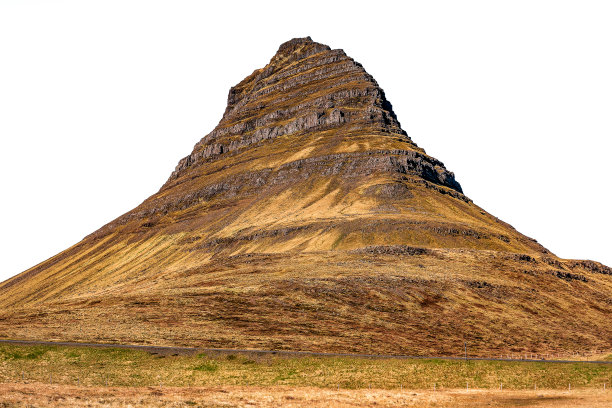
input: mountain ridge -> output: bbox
[0,37,610,357]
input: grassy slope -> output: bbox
[0,127,552,308]
[0,128,610,355]
[0,147,610,354]
[0,248,610,356]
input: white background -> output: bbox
[1,1,610,282]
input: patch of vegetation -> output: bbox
[1,346,49,360]
[193,361,219,372]
[331,233,345,249]
[273,368,298,382]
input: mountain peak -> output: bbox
[168,37,461,194]
[1,38,610,358]
[274,36,330,60]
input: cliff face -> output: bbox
[167,37,455,188]
[0,37,610,356]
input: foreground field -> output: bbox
[0,344,609,406]
[0,344,609,390]
[0,384,610,407]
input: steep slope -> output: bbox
[0,37,610,356]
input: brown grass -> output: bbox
[0,383,610,407]
[0,245,610,357]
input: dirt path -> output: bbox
[0,383,609,407]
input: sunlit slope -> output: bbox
[0,133,546,308]
[0,37,610,356]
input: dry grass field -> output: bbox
[0,344,610,407]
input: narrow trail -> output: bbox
[1,339,610,364]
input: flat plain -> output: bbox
[0,344,610,407]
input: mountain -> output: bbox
[1,37,610,356]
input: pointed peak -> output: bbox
[277,36,314,51]
[273,36,331,62]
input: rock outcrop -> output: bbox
[167,37,457,192]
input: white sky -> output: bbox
[1,1,610,282]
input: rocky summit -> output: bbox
[1,37,610,356]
